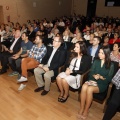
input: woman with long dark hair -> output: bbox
[56,41,91,103]
[77,46,114,120]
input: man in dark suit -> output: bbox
[28,26,36,42]
[34,36,67,95]
[0,30,22,74]
[103,27,114,40]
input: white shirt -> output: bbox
[48,33,55,38]
[69,58,81,70]
[58,22,65,27]
[63,36,69,42]
[84,35,90,41]
[71,37,78,43]
[47,47,58,67]
[10,38,19,50]
[0,30,5,36]
[91,46,98,58]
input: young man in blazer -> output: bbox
[34,36,67,96]
[87,36,101,61]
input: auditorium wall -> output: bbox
[96,0,120,17]
[0,0,72,24]
[73,0,120,17]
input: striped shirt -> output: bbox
[28,44,47,63]
[112,69,120,89]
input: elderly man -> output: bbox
[0,30,22,74]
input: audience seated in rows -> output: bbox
[0,15,120,119]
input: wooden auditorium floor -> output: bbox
[0,69,120,120]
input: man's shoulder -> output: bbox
[58,46,67,51]
[18,37,22,41]
[87,45,92,50]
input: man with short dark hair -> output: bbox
[8,32,33,77]
[87,36,101,61]
[17,35,47,82]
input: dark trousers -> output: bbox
[1,51,13,71]
[0,52,3,61]
[9,57,22,73]
[103,88,120,120]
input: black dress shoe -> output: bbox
[60,96,69,103]
[41,90,49,96]
[0,70,7,75]
[34,86,44,92]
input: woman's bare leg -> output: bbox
[79,83,89,115]
[62,78,69,98]
[56,76,64,96]
[82,86,99,117]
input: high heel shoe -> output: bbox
[60,95,69,103]
[58,95,63,102]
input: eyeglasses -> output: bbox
[53,40,60,42]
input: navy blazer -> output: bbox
[41,46,67,76]
[87,45,100,58]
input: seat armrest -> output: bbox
[80,69,90,86]
[58,65,65,73]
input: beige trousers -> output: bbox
[34,66,54,91]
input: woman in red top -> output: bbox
[108,32,120,50]
[109,32,120,44]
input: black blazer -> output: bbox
[41,46,67,76]
[70,55,92,76]
[103,32,114,40]
[28,31,36,42]
[10,37,22,54]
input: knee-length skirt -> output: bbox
[58,72,81,89]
